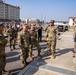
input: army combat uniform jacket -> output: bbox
[17,30,30,62]
[45,26,59,53]
[0,33,7,73]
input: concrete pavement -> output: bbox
[17,30,76,75]
[4,30,76,75]
[4,31,47,75]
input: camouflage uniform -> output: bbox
[73,26,76,62]
[18,30,30,65]
[6,26,15,51]
[0,26,7,74]
[12,25,18,47]
[12,25,18,39]
[29,29,41,57]
[45,20,60,58]
[73,27,76,53]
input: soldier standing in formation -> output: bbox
[12,22,18,45]
[45,20,60,59]
[0,23,9,75]
[29,25,42,60]
[17,24,30,67]
[6,24,15,51]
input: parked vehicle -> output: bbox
[57,25,68,32]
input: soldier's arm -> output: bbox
[56,27,60,35]
[73,27,76,39]
[6,29,12,36]
[0,35,7,45]
[45,27,49,38]
[17,32,22,48]
[6,29,9,36]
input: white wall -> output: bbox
[69,18,74,26]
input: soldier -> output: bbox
[38,26,42,42]
[0,23,9,75]
[17,24,31,67]
[6,24,15,51]
[12,22,18,49]
[73,26,76,62]
[73,25,76,53]
[45,20,60,59]
[29,25,42,59]
[12,23,18,42]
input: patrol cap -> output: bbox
[0,22,4,27]
[50,20,55,23]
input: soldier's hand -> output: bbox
[58,32,60,35]
[45,37,48,41]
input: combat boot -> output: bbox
[10,48,12,51]
[47,51,50,56]
[21,61,26,67]
[13,45,16,50]
[29,56,33,61]
[38,51,42,57]
[2,69,10,74]
[51,53,55,59]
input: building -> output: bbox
[21,18,42,26]
[0,0,3,2]
[0,0,20,23]
[28,18,41,25]
[69,17,76,26]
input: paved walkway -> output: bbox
[17,30,76,75]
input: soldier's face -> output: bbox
[31,27,35,30]
[50,22,54,26]
[0,26,4,31]
[23,26,27,31]
[9,24,12,28]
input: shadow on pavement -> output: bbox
[32,43,47,51]
[56,48,73,56]
[6,55,20,63]
[6,43,18,47]
[6,52,19,57]
[41,40,47,42]
[15,47,20,50]
[9,67,23,75]
[41,48,73,57]
[41,43,47,49]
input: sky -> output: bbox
[5,0,76,22]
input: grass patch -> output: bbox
[69,26,74,30]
